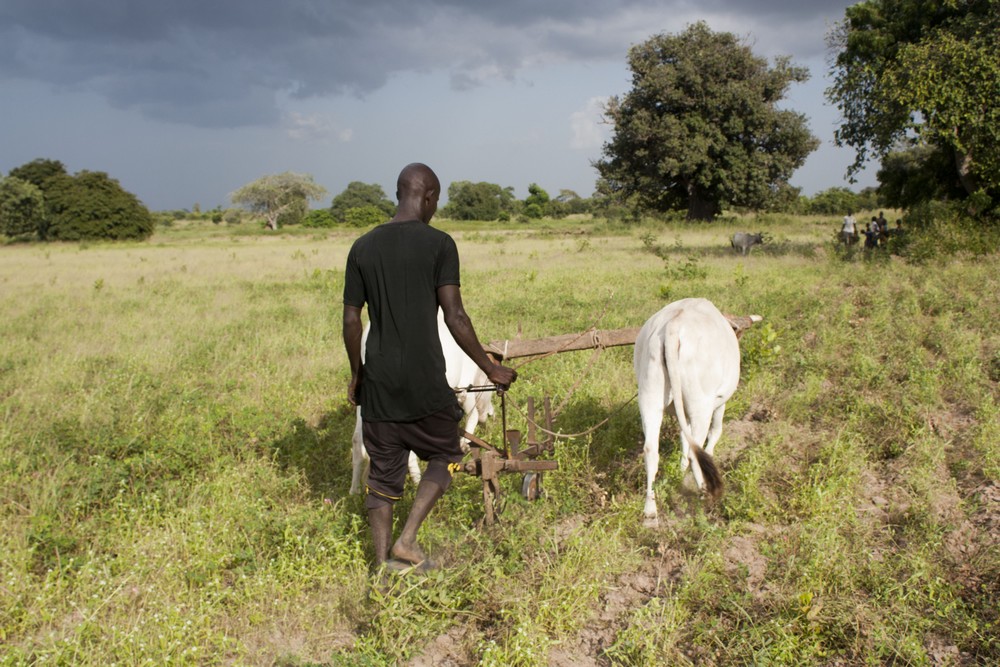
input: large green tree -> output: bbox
[596,22,818,221]
[5,159,154,241]
[329,181,395,224]
[45,171,155,241]
[231,172,327,230]
[826,0,1000,202]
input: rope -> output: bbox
[471,291,630,441]
[507,391,638,440]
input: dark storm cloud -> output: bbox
[0,0,850,128]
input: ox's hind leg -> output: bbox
[670,401,691,473]
[637,375,667,527]
[407,452,422,486]
[705,404,726,458]
[679,399,724,499]
[681,401,713,492]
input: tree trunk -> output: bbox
[953,145,978,196]
[686,185,719,221]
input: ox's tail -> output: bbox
[692,446,723,500]
[663,312,724,500]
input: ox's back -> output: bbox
[635,298,740,404]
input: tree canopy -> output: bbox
[803,186,879,216]
[44,170,155,241]
[442,181,516,221]
[596,22,818,221]
[876,143,967,209]
[826,0,1000,204]
[329,181,395,224]
[7,159,69,191]
[230,172,327,230]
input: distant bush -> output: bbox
[343,205,386,228]
[898,201,1000,263]
[523,202,544,219]
[301,209,337,228]
[330,182,394,223]
[223,208,246,225]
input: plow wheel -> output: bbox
[521,472,543,501]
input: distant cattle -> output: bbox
[634,298,757,525]
[349,309,494,495]
[731,232,764,256]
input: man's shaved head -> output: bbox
[394,163,441,224]
[397,163,440,199]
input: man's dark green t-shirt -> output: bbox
[343,220,461,422]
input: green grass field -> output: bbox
[1,216,997,665]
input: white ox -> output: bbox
[349,309,494,495]
[634,298,754,525]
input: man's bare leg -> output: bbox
[367,501,393,567]
[391,460,451,566]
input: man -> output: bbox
[877,211,889,234]
[342,163,517,573]
[841,212,857,245]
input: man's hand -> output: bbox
[487,363,517,392]
[347,371,362,407]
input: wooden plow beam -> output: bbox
[482,314,759,361]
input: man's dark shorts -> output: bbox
[362,404,464,501]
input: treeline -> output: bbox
[221,174,884,231]
[223,175,598,230]
[1,158,892,244]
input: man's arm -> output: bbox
[437,284,517,389]
[343,304,364,405]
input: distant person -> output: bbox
[877,211,889,234]
[841,212,857,245]
[864,219,879,249]
[342,163,517,576]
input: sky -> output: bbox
[0,0,878,212]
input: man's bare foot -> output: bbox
[390,539,428,565]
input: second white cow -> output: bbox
[634,298,743,525]
[349,309,494,495]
